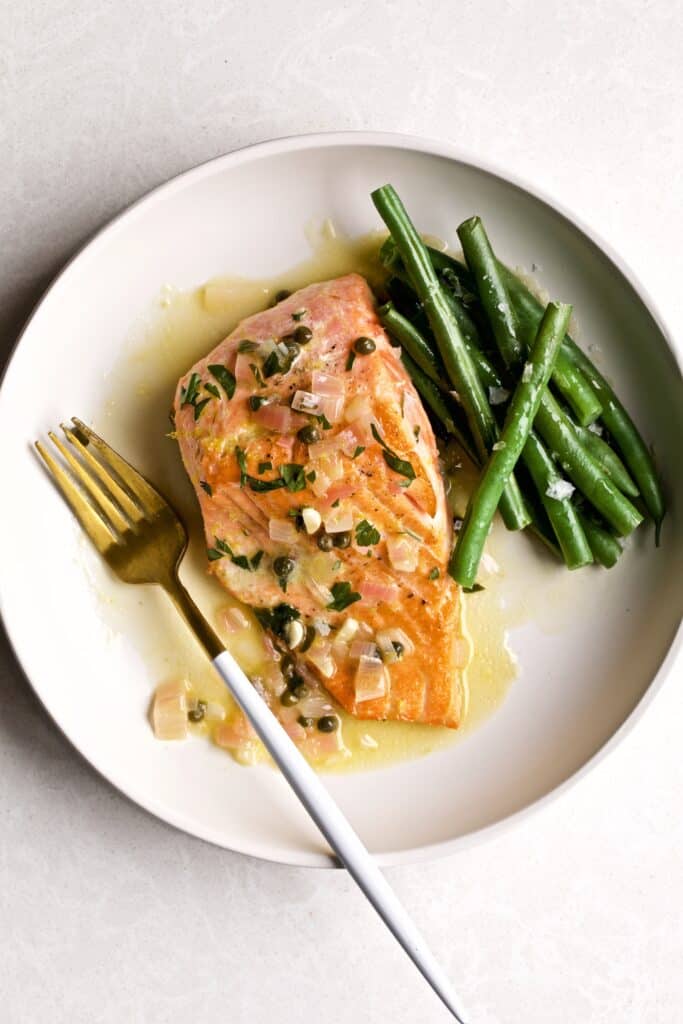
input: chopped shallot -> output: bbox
[376,626,415,656]
[349,639,379,660]
[304,636,336,678]
[319,395,344,423]
[336,617,359,644]
[253,403,304,434]
[359,579,400,605]
[291,390,324,414]
[151,680,188,740]
[386,534,419,573]
[354,655,387,703]
[323,505,353,534]
[307,429,357,462]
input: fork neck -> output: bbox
[162,574,225,660]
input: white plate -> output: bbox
[1,132,681,868]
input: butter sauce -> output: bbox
[97,224,520,772]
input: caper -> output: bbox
[273,556,295,578]
[291,680,309,699]
[299,625,316,652]
[274,289,291,303]
[332,531,352,549]
[280,689,299,706]
[293,325,313,344]
[289,671,305,691]
[317,715,339,733]
[280,654,296,680]
[188,700,207,723]
[248,394,267,411]
[298,424,322,445]
[317,532,334,552]
[353,336,376,355]
[392,641,405,658]
[297,715,314,728]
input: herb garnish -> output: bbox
[316,413,332,431]
[180,373,201,408]
[254,602,300,638]
[345,350,356,372]
[428,567,440,580]
[306,470,317,483]
[331,498,340,508]
[370,424,416,483]
[258,460,273,474]
[279,463,307,493]
[208,364,236,400]
[246,476,286,493]
[352,445,365,459]
[200,480,213,497]
[207,536,254,571]
[250,363,265,387]
[292,309,307,321]
[262,351,281,378]
[463,583,485,593]
[250,550,264,570]
[237,340,258,353]
[326,581,362,612]
[193,397,211,421]
[355,520,380,546]
[235,446,247,485]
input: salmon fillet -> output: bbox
[174,274,467,727]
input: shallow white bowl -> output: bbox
[1,132,681,867]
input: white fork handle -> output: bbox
[213,649,469,1023]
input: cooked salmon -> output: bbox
[174,274,467,728]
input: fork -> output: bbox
[36,418,468,1023]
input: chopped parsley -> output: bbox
[262,351,281,378]
[235,446,247,485]
[180,373,201,408]
[345,350,356,372]
[316,413,332,431]
[306,470,317,483]
[355,520,381,547]
[250,550,264,570]
[326,581,362,612]
[237,339,258,353]
[208,536,255,571]
[254,602,300,638]
[370,424,416,483]
[331,498,340,508]
[258,460,273,474]
[463,583,485,593]
[208,364,236,399]
[204,382,220,399]
[414,425,421,440]
[246,476,286,493]
[292,309,307,321]
[352,445,365,459]
[193,397,211,421]
[279,463,307,493]
[200,480,213,497]
[332,559,342,571]
[428,567,440,580]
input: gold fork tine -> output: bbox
[47,431,131,535]
[35,440,118,555]
[71,417,167,517]
[61,423,145,525]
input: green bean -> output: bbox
[578,512,622,568]
[379,302,442,386]
[521,432,593,570]
[457,217,525,369]
[575,427,639,497]
[372,185,530,532]
[500,264,665,536]
[399,350,479,465]
[534,391,643,536]
[383,239,604,428]
[387,266,503,389]
[449,302,571,588]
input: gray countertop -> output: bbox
[2,2,682,1021]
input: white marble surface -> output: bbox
[1,2,682,1021]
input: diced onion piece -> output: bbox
[284,620,305,649]
[220,606,249,633]
[214,713,257,749]
[152,681,188,741]
[312,617,331,637]
[253,403,303,433]
[312,371,345,397]
[376,627,415,657]
[204,701,226,722]
[336,617,359,644]
[358,579,400,604]
[319,395,344,423]
[386,534,419,573]
[323,505,353,534]
[375,632,400,664]
[350,639,379,661]
[307,429,358,462]
[291,390,324,414]
[332,639,349,661]
[269,518,299,544]
[305,636,336,678]
[299,691,335,719]
[302,507,322,534]
[354,655,387,703]
[310,452,344,497]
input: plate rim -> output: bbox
[1,129,681,869]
